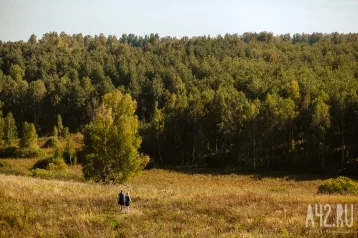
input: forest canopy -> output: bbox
[1,31,358,174]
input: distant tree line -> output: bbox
[1,31,358,174]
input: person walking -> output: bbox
[125,192,131,213]
[118,190,125,211]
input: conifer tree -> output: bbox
[4,112,17,146]
[57,115,63,137]
[20,122,38,148]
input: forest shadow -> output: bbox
[162,166,335,182]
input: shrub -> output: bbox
[43,136,61,148]
[30,168,53,178]
[14,147,43,158]
[30,167,84,181]
[0,146,17,158]
[15,122,42,158]
[31,157,50,170]
[318,176,358,195]
[47,158,67,171]
[53,145,63,159]
[19,122,38,148]
[31,157,67,171]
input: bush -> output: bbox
[14,147,43,158]
[30,167,84,181]
[43,136,61,148]
[53,145,63,159]
[47,158,67,171]
[0,146,17,158]
[318,176,358,195]
[31,157,50,170]
[32,157,67,171]
[30,168,53,178]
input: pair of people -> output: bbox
[118,190,131,213]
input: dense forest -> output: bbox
[1,32,358,174]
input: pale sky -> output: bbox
[0,0,357,41]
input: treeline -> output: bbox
[1,32,358,174]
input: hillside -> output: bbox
[1,32,358,173]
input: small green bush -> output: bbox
[48,158,67,171]
[32,157,67,171]
[318,176,358,195]
[30,168,84,181]
[43,136,61,148]
[14,147,43,158]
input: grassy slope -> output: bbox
[0,134,84,181]
[1,169,358,237]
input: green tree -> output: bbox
[28,80,47,127]
[20,122,38,148]
[4,112,17,146]
[62,127,69,138]
[0,102,4,148]
[311,92,331,170]
[53,126,58,137]
[1,75,28,124]
[151,103,165,164]
[260,93,297,170]
[246,99,260,170]
[28,34,37,44]
[9,64,25,82]
[2,32,358,172]
[83,90,149,183]
[57,114,63,137]
[64,136,77,165]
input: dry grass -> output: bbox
[0,135,84,180]
[1,169,358,237]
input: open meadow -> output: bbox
[1,1,358,236]
[1,163,358,237]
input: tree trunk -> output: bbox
[321,142,324,171]
[33,99,37,127]
[341,117,344,169]
[267,148,270,171]
[192,133,196,165]
[253,125,256,171]
[215,137,218,155]
[157,136,163,164]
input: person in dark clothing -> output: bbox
[118,190,125,211]
[125,192,131,213]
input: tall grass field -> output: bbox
[1,164,358,237]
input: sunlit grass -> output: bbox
[0,135,84,180]
[1,169,357,237]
